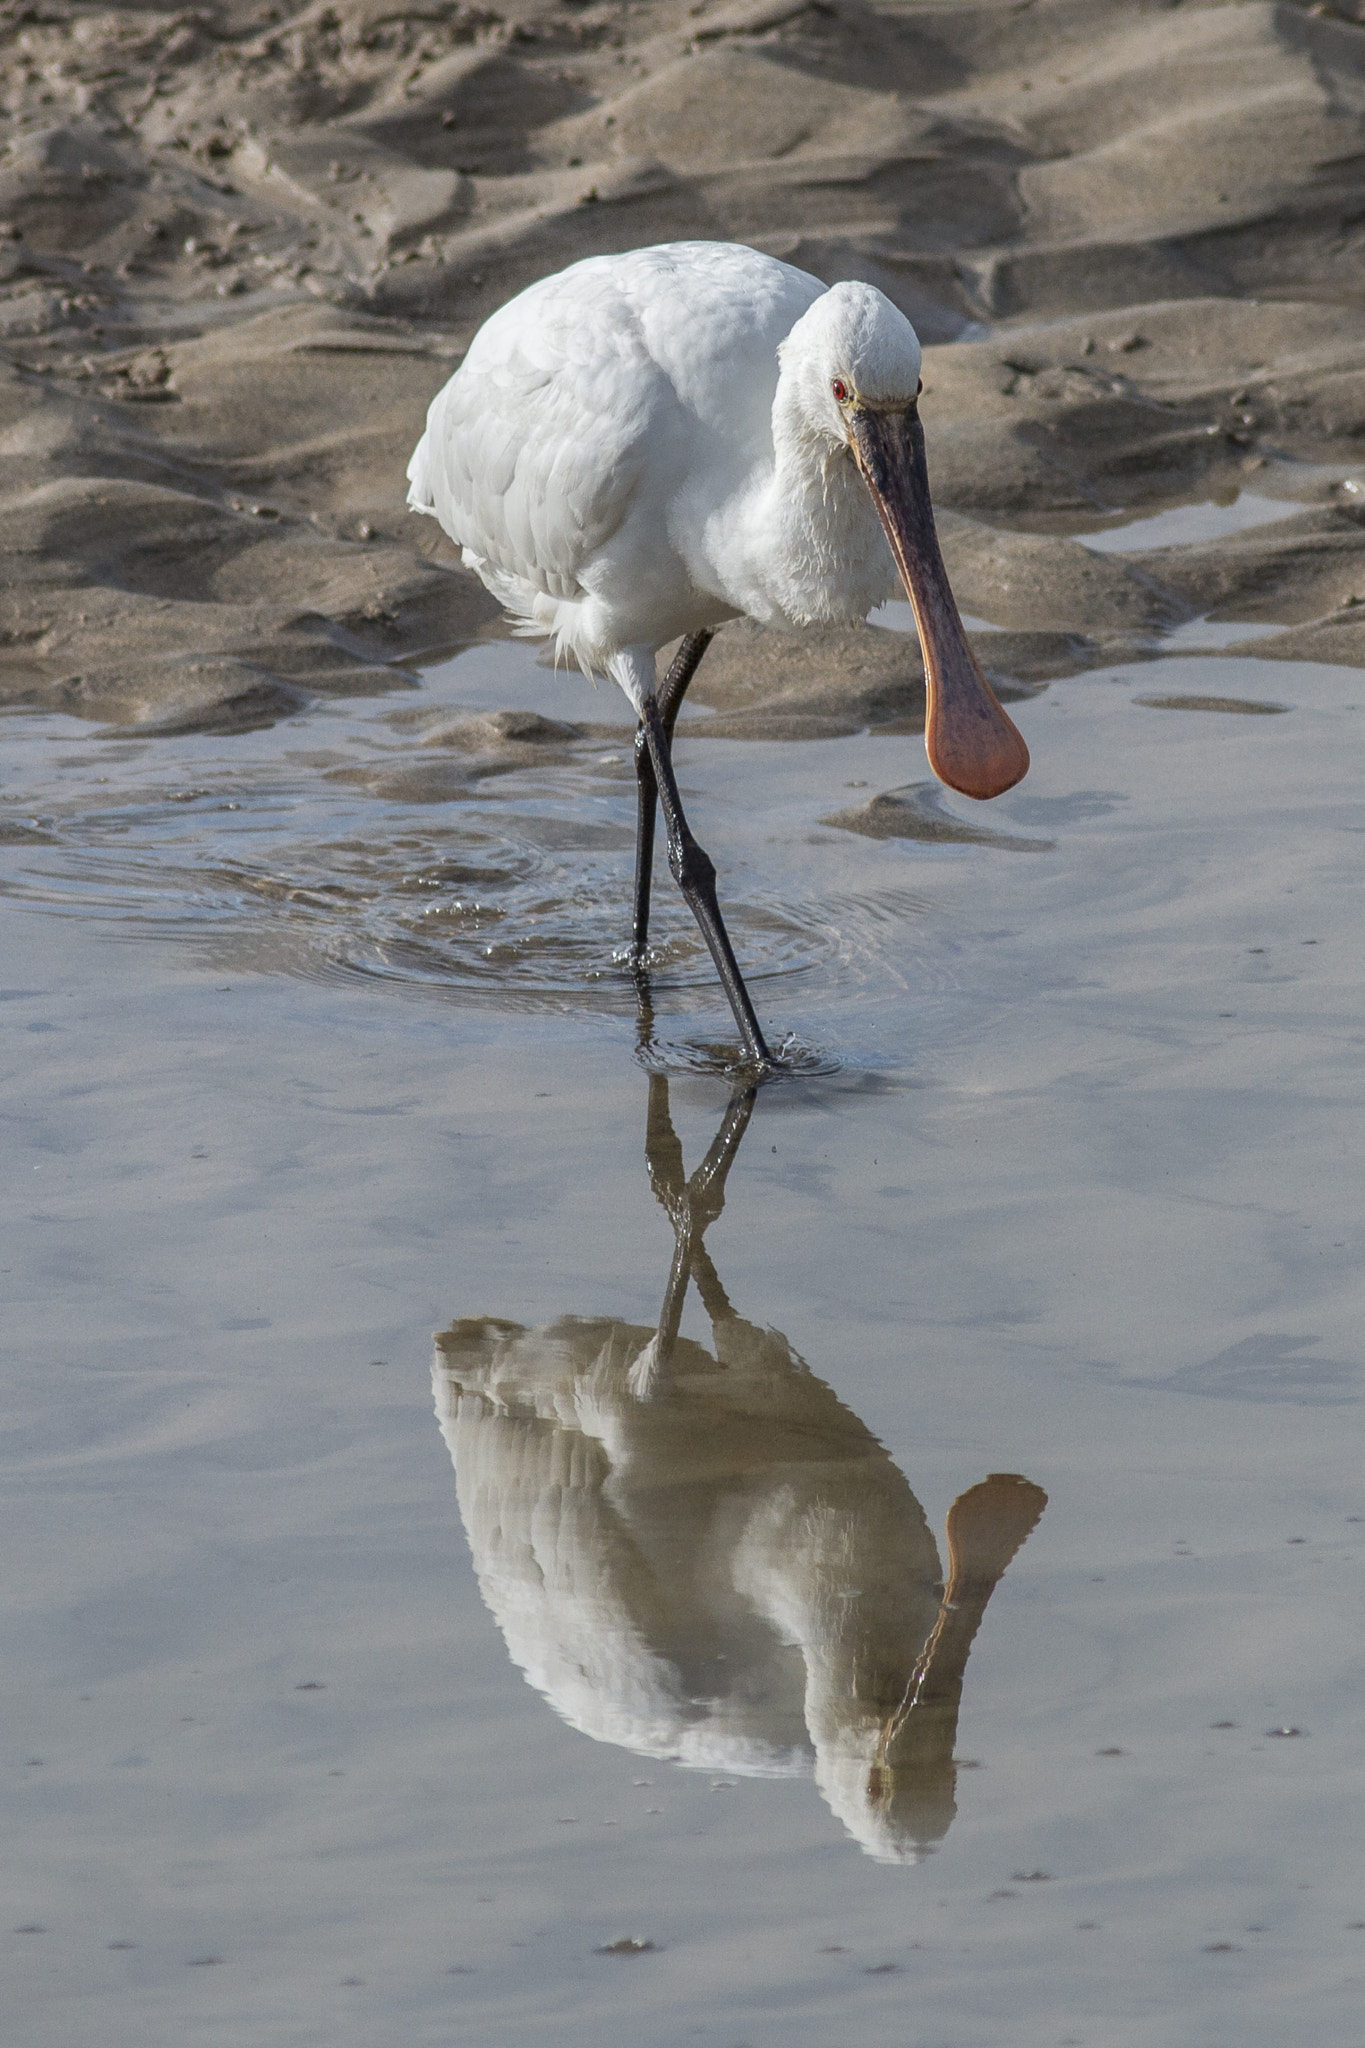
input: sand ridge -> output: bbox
[3,0,1365,731]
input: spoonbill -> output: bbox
[408,241,1029,1069]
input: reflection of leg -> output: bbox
[687,1085,755,1247]
[666,1086,755,1342]
[640,694,773,1070]
[644,1072,698,1371]
[643,1075,756,1371]
[632,974,658,1063]
[630,631,714,962]
[646,1076,755,1234]
[645,1072,687,1216]
[688,1241,738,1333]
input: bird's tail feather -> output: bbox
[405,430,437,517]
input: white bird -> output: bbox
[408,240,1029,1069]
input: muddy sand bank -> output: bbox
[4,0,1365,736]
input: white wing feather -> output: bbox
[409,244,823,686]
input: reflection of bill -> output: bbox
[433,1079,1046,1864]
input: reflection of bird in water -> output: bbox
[408,242,1029,1069]
[433,1079,1045,1862]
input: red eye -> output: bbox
[831,379,848,403]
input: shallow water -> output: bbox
[4,613,1365,2045]
[1075,492,1305,554]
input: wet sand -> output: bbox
[6,4,1365,2044]
[4,0,1365,731]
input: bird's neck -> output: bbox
[729,380,895,627]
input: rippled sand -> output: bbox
[5,0,1365,730]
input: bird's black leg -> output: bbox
[630,630,714,962]
[629,726,658,964]
[639,692,774,1072]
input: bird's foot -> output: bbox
[733,1037,779,1084]
[753,1032,844,1081]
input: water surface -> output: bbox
[4,621,1365,2046]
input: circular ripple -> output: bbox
[2,816,854,1017]
[634,1028,845,1080]
[0,716,950,1023]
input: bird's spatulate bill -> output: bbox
[852,409,1030,801]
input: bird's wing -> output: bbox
[413,246,824,615]
[421,270,670,605]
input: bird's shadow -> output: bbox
[432,1075,1047,1862]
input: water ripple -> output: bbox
[0,689,947,1021]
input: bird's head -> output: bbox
[783,282,1029,802]
[780,278,924,438]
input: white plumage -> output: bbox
[408,240,1029,1067]
[408,242,910,706]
